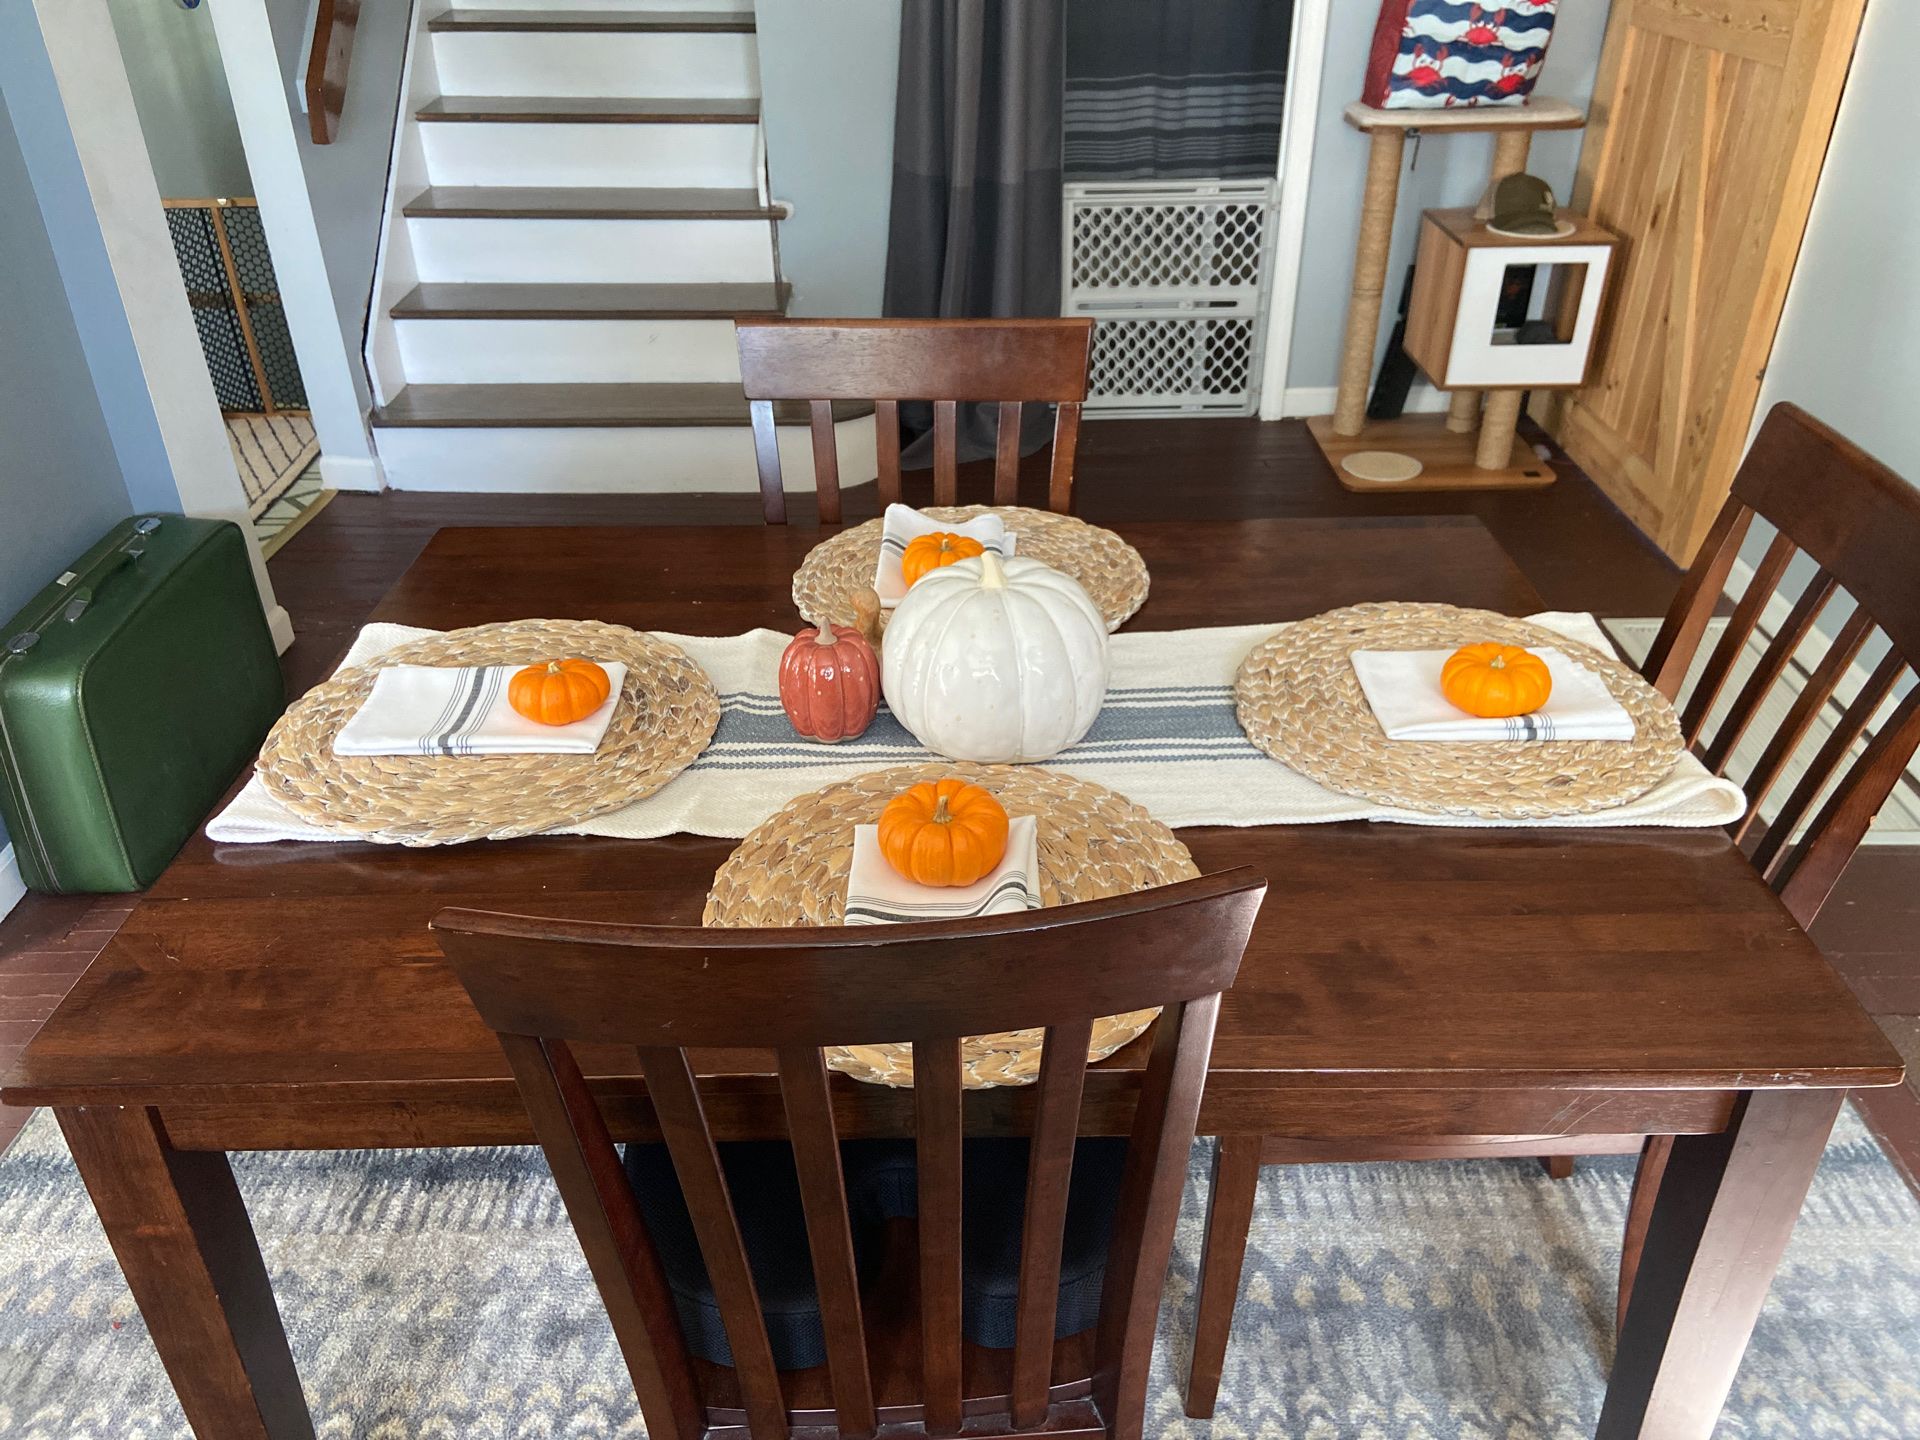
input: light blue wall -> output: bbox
[0,0,181,515]
[1285,2,1611,390]
[106,0,251,198]
[756,0,903,317]
[0,98,137,851]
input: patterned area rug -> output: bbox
[226,412,318,517]
[252,463,333,561]
[1,1109,1916,1438]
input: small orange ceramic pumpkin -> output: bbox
[508,658,612,726]
[877,778,1009,887]
[779,620,880,743]
[901,531,985,587]
[1440,643,1553,718]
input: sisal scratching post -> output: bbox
[1445,389,1481,433]
[1450,131,1535,434]
[1477,388,1524,470]
[1332,129,1406,435]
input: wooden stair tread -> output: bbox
[391,282,791,320]
[418,96,760,124]
[402,186,778,220]
[373,384,872,429]
[427,9,755,33]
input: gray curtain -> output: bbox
[1064,0,1291,182]
[883,0,1064,465]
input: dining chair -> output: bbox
[735,317,1095,526]
[435,868,1266,1440]
[1182,402,1920,1418]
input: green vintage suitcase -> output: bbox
[0,515,284,893]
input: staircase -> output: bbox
[364,0,875,492]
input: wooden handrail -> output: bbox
[304,0,360,145]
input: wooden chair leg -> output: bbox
[1183,1135,1262,1419]
[1542,1155,1576,1180]
[1617,1134,1674,1335]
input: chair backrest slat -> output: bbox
[1049,404,1084,516]
[750,400,785,526]
[1678,528,1798,740]
[438,871,1265,1439]
[736,319,1095,522]
[1700,567,1838,774]
[994,401,1024,507]
[1090,994,1223,1429]
[875,399,903,508]
[496,1034,707,1440]
[807,401,842,526]
[774,1044,877,1438]
[1777,687,1920,924]
[913,1036,966,1434]
[1643,404,1920,929]
[1731,605,1876,843]
[1009,1016,1094,1428]
[932,400,959,508]
[1751,647,1907,898]
[638,1045,790,1440]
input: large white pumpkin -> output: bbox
[882,552,1109,763]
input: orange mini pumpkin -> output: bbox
[877,778,1009,888]
[508,658,612,726]
[1439,643,1553,719]
[901,531,985,587]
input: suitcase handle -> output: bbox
[61,543,146,624]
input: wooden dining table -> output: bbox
[3,513,1902,1440]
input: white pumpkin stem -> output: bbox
[977,550,1007,589]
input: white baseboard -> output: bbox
[1278,382,1451,419]
[319,454,386,493]
[267,604,296,655]
[0,843,25,922]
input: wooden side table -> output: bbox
[1310,98,1586,492]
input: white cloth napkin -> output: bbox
[1350,647,1634,741]
[842,814,1040,925]
[332,662,628,756]
[873,503,1014,608]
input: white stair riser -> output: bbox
[419,121,759,190]
[431,32,758,99]
[407,217,776,284]
[451,0,753,10]
[394,318,744,384]
[375,416,880,494]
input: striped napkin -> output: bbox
[332,663,628,756]
[874,503,1014,608]
[843,815,1040,926]
[1350,648,1634,741]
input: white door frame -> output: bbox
[1256,0,1332,421]
[17,0,294,650]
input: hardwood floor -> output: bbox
[1,416,1913,1169]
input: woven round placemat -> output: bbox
[1234,602,1684,820]
[791,507,1149,634]
[704,761,1197,1088]
[257,620,719,846]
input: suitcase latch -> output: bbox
[5,632,39,654]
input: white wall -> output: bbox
[1753,0,1918,486]
[106,0,250,197]
[1284,1,1611,390]
[755,0,902,317]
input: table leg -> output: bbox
[1183,1135,1262,1418]
[57,1105,313,1440]
[1596,1089,1842,1440]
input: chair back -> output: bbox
[1641,402,1920,924]
[735,318,1095,525]
[436,870,1266,1440]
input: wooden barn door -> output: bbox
[1541,0,1868,562]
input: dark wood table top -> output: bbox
[4,516,1900,1119]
